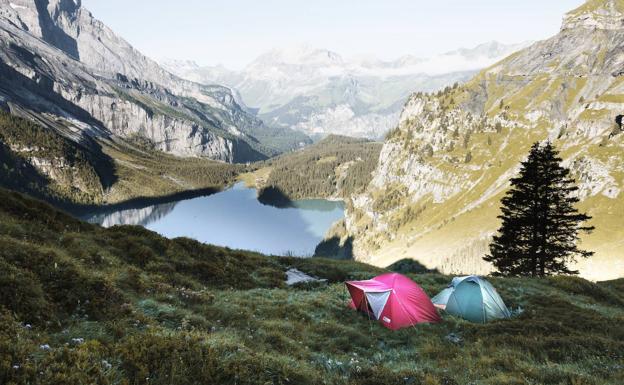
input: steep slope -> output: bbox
[0,110,249,206]
[163,42,527,140]
[0,111,114,204]
[0,187,623,384]
[0,0,306,167]
[346,0,624,281]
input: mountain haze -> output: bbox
[162,42,528,140]
[345,0,624,281]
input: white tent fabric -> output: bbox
[365,290,392,320]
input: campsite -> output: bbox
[1,0,624,383]
[347,273,513,328]
[1,188,622,384]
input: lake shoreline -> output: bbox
[67,186,224,218]
[78,182,346,257]
[71,180,346,219]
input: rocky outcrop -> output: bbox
[0,0,288,163]
[346,0,624,281]
[561,0,624,30]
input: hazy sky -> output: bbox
[82,0,584,70]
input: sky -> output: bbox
[81,0,584,70]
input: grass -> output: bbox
[567,0,624,16]
[0,188,623,384]
[238,166,273,189]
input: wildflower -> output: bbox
[102,360,112,370]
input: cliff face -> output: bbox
[346,0,624,280]
[0,0,296,165]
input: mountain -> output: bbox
[0,0,309,159]
[0,0,310,204]
[162,42,528,140]
[344,0,624,281]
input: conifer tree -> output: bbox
[484,142,594,276]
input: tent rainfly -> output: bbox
[346,273,441,330]
[432,276,511,323]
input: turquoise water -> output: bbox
[83,183,345,256]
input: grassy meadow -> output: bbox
[0,187,622,385]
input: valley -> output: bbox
[0,0,623,383]
[0,0,621,280]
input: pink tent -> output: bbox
[346,273,441,330]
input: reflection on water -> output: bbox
[82,183,344,256]
[85,202,177,227]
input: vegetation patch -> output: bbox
[0,188,622,384]
[254,135,382,200]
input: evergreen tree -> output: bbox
[484,142,594,276]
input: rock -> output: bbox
[345,0,624,280]
[445,333,463,345]
[285,268,327,286]
[0,0,286,163]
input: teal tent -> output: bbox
[431,276,511,323]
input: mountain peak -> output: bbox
[563,0,624,30]
[252,44,343,68]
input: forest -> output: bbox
[257,135,382,200]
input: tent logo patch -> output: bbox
[382,316,391,323]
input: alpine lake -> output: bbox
[81,182,345,256]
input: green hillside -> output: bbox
[0,112,244,208]
[0,188,622,384]
[242,135,382,200]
